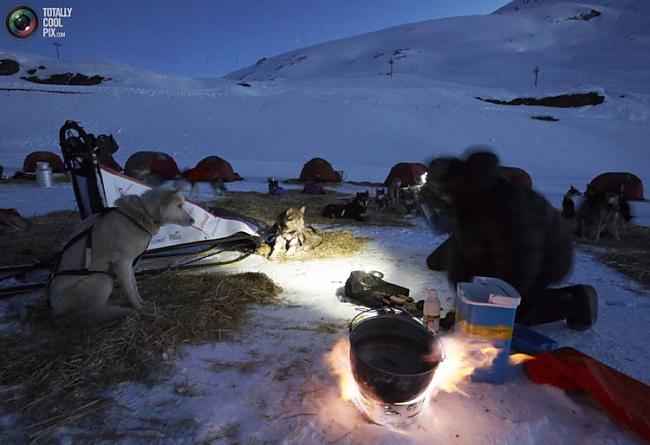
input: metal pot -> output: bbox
[349,308,443,404]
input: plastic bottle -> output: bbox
[423,289,441,333]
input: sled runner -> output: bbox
[0,121,263,297]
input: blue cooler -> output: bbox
[455,277,521,383]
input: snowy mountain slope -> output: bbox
[226,0,650,91]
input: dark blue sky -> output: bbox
[2,0,509,77]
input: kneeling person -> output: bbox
[421,150,597,330]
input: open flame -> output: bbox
[326,337,358,402]
[428,335,499,397]
[509,352,535,366]
[327,333,502,408]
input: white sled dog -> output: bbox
[48,186,194,327]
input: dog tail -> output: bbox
[54,305,135,329]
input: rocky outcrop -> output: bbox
[476,92,604,108]
[0,59,20,76]
[21,72,107,86]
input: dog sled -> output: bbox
[0,121,263,297]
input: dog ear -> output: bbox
[299,206,306,214]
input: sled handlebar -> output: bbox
[59,120,97,159]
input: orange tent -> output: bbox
[188,156,243,182]
[384,162,427,187]
[587,172,644,201]
[23,151,65,173]
[299,158,342,182]
[124,151,180,180]
[500,166,533,189]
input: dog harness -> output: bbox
[49,207,155,282]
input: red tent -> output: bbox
[587,172,644,201]
[124,151,180,181]
[384,162,427,187]
[500,166,533,189]
[185,156,243,182]
[299,158,342,182]
[23,151,65,173]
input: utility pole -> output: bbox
[53,42,61,60]
[389,57,394,78]
[533,65,539,87]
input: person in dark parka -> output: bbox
[421,150,597,330]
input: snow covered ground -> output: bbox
[1,178,649,442]
[15,218,638,444]
[2,0,650,441]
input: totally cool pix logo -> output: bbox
[41,7,72,38]
[5,5,72,38]
[6,5,38,38]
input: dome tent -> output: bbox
[187,156,243,182]
[124,151,180,181]
[500,166,533,189]
[22,151,65,173]
[299,158,342,182]
[587,172,644,201]
[384,162,428,187]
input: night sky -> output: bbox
[2,0,509,77]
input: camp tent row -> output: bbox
[15,151,243,184]
[11,152,646,200]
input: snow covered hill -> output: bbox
[1,0,649,193]
[227,0,650,90]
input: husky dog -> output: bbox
[577,190,631,241]
[48,187,194,327]
[388,178,401,208]
[374,188,387,210]
[268,176,286,197]
[561,186,581,219]
[322,192,369,222]
[268,206,322,258]
[560,186,582,233]
[401,186,420,215]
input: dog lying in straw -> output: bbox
[268,206,323,259]
[48,186,194,327]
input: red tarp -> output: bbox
[524,347,650,441]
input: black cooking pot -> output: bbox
[349,308,444,404]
